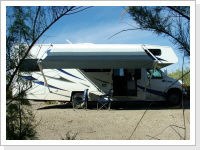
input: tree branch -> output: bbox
[154,27,190,56]
[108,28,142,40]
[32,6,41,41]
[6,7,92,92]
[167,6,190,20]
[64,6,93,16]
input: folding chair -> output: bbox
[72,89,88,110]
[97,89,113,110]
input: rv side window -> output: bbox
[147,69,163,79]
[148,49,161,56]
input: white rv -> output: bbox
[18,43,187,106]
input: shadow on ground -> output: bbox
[37,100,190,110]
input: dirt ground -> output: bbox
[31,100,190,140]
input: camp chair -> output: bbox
[97,89,113,110]
[72,89,88,110]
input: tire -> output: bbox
[167,90,182,106]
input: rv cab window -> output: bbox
[147,69,163,79]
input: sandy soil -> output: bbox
[31,101,190,140]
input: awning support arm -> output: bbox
[144,61,158,92]
[141,45,159,92]
[77,69,105,94]
[37,60,51,93]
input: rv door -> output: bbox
[112,69,139,97]
[113,69,127,96]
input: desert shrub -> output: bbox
[45,101,58,105]
[167,67,190,86]
[6,100,37,140]
[62,131,78,140]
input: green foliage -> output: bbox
[6,101,37,140]
[6,6,91,140]
[127,6,190,57]
[45,101,58,105]
[168,67,190,86]
[6,6,92,92]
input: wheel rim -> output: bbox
[169,94,180,105]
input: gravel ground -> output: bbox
[31,101,190,140]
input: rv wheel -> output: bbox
[167,90,181,106]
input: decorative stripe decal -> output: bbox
[148,55,167,61]
[57,69,84,80]
[43,74,75,83]
[46,49,51,54]
[33,80,67,91]
[32,80,44,85]
[137,85,166,97]
[21,76,67,91]
[21,76,37,80]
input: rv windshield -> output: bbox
[147,69,163,79]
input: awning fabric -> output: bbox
[40,44,157,69]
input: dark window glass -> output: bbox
[148,49,161,56]
[147,69,163,79]
[134,69,141,80]
[113,69,124,76]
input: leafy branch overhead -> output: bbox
[119,6,190,57]
[6,6,92,92]
[6,6,92,140]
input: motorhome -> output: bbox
[17,43,187,106]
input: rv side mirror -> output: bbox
[163,69,168,77]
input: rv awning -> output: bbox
[40,52,157,69]
[40,44,157,69]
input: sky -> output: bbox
[38,6,190,73]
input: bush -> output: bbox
[167,67,190,86]
[62,131,78,140]
[6,100,37,140]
